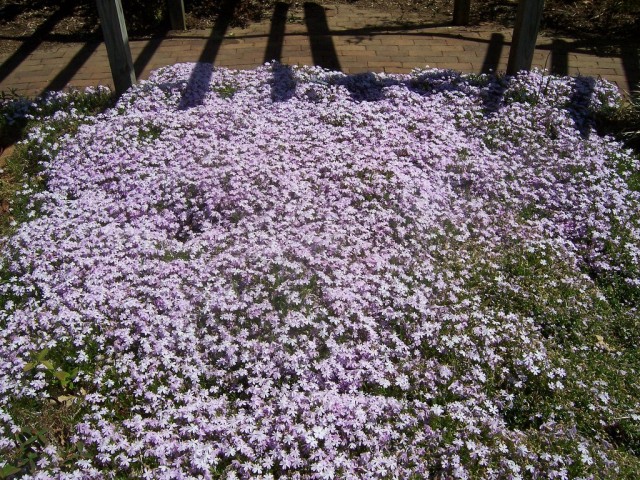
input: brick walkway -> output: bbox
[0,4,638,98]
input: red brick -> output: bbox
[0,4,633,95]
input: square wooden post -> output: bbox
[507,0,545,74]
[96,0,136,96]
[168,0,186,30]
[453,0,471,26]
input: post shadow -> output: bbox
[304,2,341,71]
[264,2,289,63]
[569,76,595,137]
[134,28,170,77]
[179,0,239,109]
[0,2,28,25]
[42,42,100,93]
[621,43,639,93]
[270,63,296,102]
[481,33,504,74]
[40,28,168,96]
[550,39,569,76]
[0,0,75,83]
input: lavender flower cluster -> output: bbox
[1,86,112,126]
[1,63,638,479]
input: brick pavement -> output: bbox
[0,4,638,98]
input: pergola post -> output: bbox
[168,0,187,30]
[452,0,471,26]
[507,0,545,74]
[96,0,136,96]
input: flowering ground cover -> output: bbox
[1,63,639,479]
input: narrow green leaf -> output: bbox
[54,371,70,383]
[21,434,39,447]
[35,429,47,443]
[40,360,54,370]
[35,348,50,361]
[0,465,22,478]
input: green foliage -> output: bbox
[447,233,640,473]
[1,425,47,478]
[23,348,80,391]
[5,397,92,477]
[137,121,164,141]
[1,88,114,149]
[212,83,239,99]
[3,339,103,475]
[0,88,114,236]
[595,92,640,155]
[0,94,113,474]
[618,93,640,149]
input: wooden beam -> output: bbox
[507,0,545,75]
[452,0,471,26]
[95,0,136,96]
[168,0,186,30]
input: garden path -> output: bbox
[0,3,637,98]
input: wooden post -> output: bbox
[507,0,545,75]
[96,0,136,96]
[452,0,471,26]
[168,0,186,30]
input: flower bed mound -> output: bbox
[1,63,639,478]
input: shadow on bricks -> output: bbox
[0,0,75,83]
[304,2,341,72]
[179,0,240,109]
[264,2,289,63]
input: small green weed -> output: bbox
[212,83,238,99]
